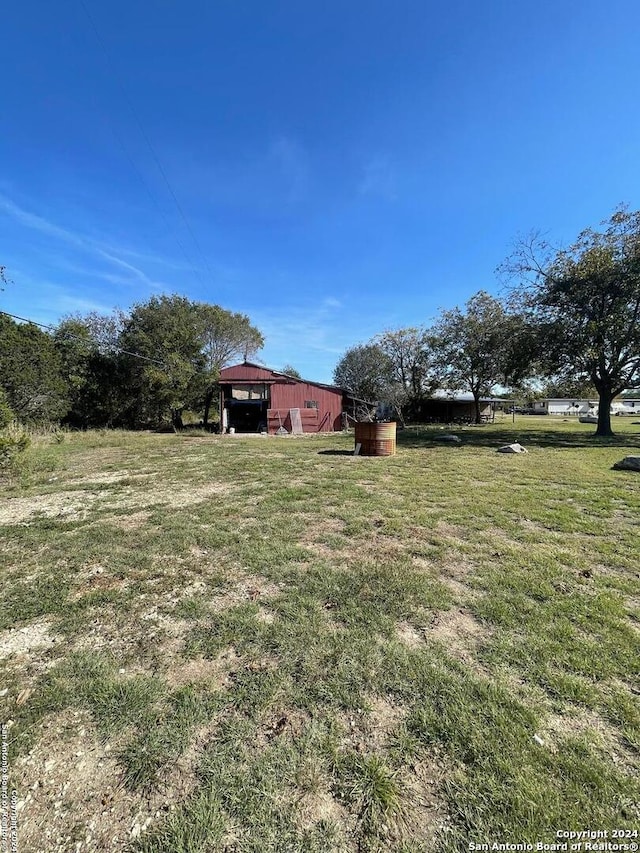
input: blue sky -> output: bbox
[2,1,640,383]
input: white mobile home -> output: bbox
[614,398,640,416]
[533,397,640,416]
[532,399,596,416]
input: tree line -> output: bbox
[2,206,640,437]
[333,207,640,437]
[0,295,263,430]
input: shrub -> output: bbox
[0,423,31,471]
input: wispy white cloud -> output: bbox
[1,268,117,324]
[106,244,197,273]
[0,193,169,290]
[0,195,86,247]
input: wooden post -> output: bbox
[219,388,225,434]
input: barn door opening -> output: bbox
[228,400,268,433]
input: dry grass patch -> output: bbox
[14,707,213,853]
[299,514,345,543]
[255,606,275,624]
[433,519,471,541]
[0,480,233,527]
[427,606,492,672]
[540,707,637,767]
[165,647,239,689]
[0,491,110,525]
[208,573,283,611]
[65,471,159,487]
[395,621,424,649]
[260,707,311,744]
[145,481,231,509]
[108,511,152,531]
[69,564,129,601]
[296,786,352,836]
[412,554,478,601]
[389,756,452,850]
[70,607,189,669]
[364,697,408,751]
[337,697,408,755]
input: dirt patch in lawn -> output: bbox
[257,707,311,747]
[412,554,478,600]
[165,647,239,689]
[395,621,425,649]
[299,516,346,556]
[296,786,352,836]
[145,481,231,509]
[0,481,233,527]
[65,471,158,487]
[208,573,283,611]
[0,620,61,659]
[363,696,407,750]
[540,707,637,768]
[338,696,408,754]
[69,564,129,601]
[155,570,283,615]
[13,708,214,853]
[0,492,110,525]
[108,511,153,531]
[390,755,452,850]
[334,700,451,850]
[71,607,191,670]
[434,520,472,541]
[428,607,491,670]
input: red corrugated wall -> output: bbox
[269,381,342,433]
[219,364,343,433]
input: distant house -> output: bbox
[532,397,640,416]
[218,362,347,434]
[532,399,596,416]
[617,398,640,416]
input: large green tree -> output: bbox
[333,343,394,403]
[501,207,640,436]
[119,295,206,428]
[53,315,128,427]
[432,291,530,423]
[0,314,69,422]
[119,296,264,428]
[373,328,438,398]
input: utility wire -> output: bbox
[103,102,208,291]
[0,310,168,367]
[77,0,218,289]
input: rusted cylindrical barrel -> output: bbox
[354,422,397,456]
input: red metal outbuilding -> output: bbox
[218,362,346,434]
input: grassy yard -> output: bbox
[1,417,639,852]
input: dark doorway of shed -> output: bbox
[228,401,268,433]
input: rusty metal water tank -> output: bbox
[354,422,397,456]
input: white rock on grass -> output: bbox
[612,456,640,472]
[497,443,528,454]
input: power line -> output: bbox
[77,0,219,289]
[102,101,209,291]
[0,310,168,367]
